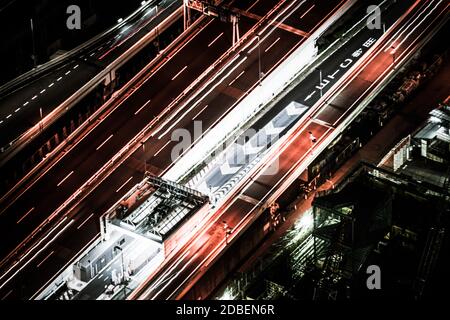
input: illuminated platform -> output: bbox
[36,174,209,300]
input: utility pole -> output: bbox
[114,245,126,295]
[391,45,396,65]
[30,18,37,68]
[232,15,240,46]
[39,107,43,132]
[257,35,262,85]
[318,68,323,98]
[183,0,191,30]
[141,141,147,177]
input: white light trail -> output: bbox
[171,66,188,81]
[56,171,74,187]
[96,134,114,151]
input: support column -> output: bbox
[232,15,240,46]
[184,0,191,30]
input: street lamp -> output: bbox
[315,68,323,98]
[141,141,147,176]
[222,221,232,244]
[30,18,37,68]
[257,34,262,85]
[390,44,396,64]
[114,245,125,284]
[39,107,43,132]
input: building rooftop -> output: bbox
[111,175,209,242]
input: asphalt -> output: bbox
[0,0,181,150]
[0,0,300,299]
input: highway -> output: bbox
[0,0,350,300]
[0,0,181,166]
[132,0,449,300]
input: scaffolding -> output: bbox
[309,164,395,300]
[311,201,355,300]
[184,0,240,44]
[414,226,446,299]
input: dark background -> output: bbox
[0,0,144,85]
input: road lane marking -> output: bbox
[17,207,35,224]
[77,213,95,230]
[65,70,71,75]
[116,176,133,193]
[208,32,224,47]
[171,66,188,81]
[23,101,29,106]
[134,99,151,115]
[312,118,334,129]
[96,134,114,151]
[328,69,340,79]
[15,108,20,113]
[304,91,316,101]
[154,140,171,157]
[300,4,315,19]
[57,77,62,81]
[154,55,246,139]
[74,64,79,69]
[40,89,46,94]
[32,95,38,100]
[229,70,245,86]
[265,37,280,53]
[57,171,74,187]
[193,105,208,120]
[36,250,54,268]
[6,114,11,119]
[48,82,54,88]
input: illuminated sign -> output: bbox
[187,0,204,12]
